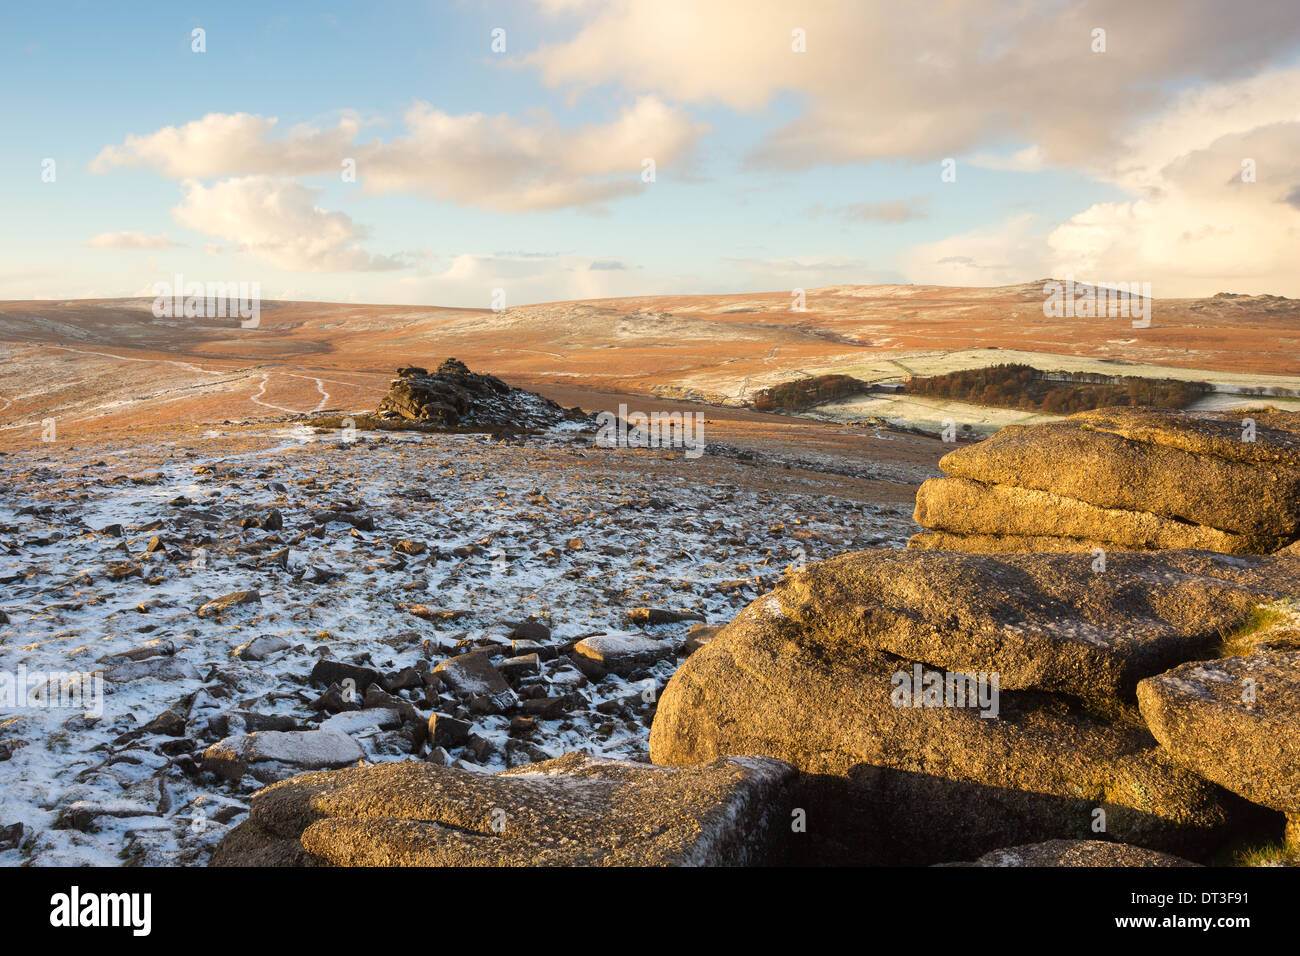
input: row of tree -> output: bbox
[906,364,1211,413]
[751,374,869,412]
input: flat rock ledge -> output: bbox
[211,752,795,867]
[909,406,1300,555]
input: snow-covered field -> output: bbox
[0,422,917,866]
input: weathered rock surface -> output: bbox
[910,530,1116,553]
[376,359,589,430]
[1138,630,1300,819]
[934,411,1300,539]
[211,752,796,866]
[687,548,1300,703]
[939,839,1198,867]
[649,548,1300,863]
[910,407,1300,556]
[913,476,1279,554]
[1074,406,1300,469]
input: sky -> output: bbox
[2,0,1298,306]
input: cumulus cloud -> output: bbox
[91,112,361,179]
[527,0,1300,171]
[1047,122,1300,296]
[85,231,183,250]
[171,177,406,273]
[93,98,704,213]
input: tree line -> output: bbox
[906,364,1211,413]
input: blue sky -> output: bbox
[3,1,1298,304]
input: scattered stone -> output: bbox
[309,660,384,694]
[197,590,261,619]
[571,632,678,679]
[626,607,706,625]
[0,822,22,851]
[433,651,517,712]
[234,635,291,662]
[509,618,551,642]
[142,710,187,737]
[102,657,200,684]
[427,712,473,748]
[202,729,364,784]
[56,800,159,832]
[496,653,540,682]
[684,623,721,655]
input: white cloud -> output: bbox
[93,98,704,213]
[899,214,1050,287]
[91,112,360,179]
[526,0,1300,171]
[171,176,406,273]
[85,231,183,250]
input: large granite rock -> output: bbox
[1138,606,1300,832]
[911,531,1120,553]
[649,549,1300,863]
[939,839,1197,867]
[679,548,1300,704]
[914,477,1278,554]
[211,752,796,867]
[1074,406,1300,468]
[910,407,1300,555]
[376,359,588,430]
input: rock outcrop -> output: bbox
[375,359,589,430]
[910,406,1300,554]
[650,547,1300,863]
[1138,601,1300,843]
[211,752,795,866]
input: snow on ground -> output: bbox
[0,422,915,866]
